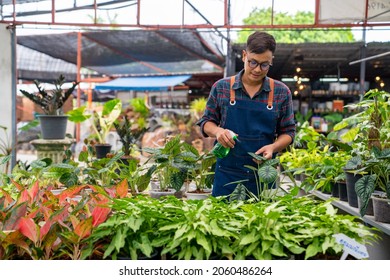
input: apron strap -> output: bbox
[229,76,275,109]
[267,78,274,110]
[229,76,236,105]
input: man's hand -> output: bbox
[255,144,275,160]
[215,128,237,148]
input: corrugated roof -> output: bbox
[233,42,390,81]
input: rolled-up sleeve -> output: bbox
[196,83,221,137]
[277,87,296,141]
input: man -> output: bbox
[197,31,296,197]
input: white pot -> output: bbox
[185,190,211,200]
[50,187,66,195]
[149,188,175,199]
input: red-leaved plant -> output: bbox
[0,178,128,259]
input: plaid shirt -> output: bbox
[197,70,296,141]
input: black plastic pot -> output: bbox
[95,144,112,159]
[344,170,362,208]
[38,115,68,139]
[331,182,339,198]
[338,181,348,201]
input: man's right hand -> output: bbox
[216,128,236,148]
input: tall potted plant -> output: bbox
[334,89,390,220]
[67,98,122,158]
[19,74,78,139]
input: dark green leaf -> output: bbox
[230,183,247,201]
[345,156,362,170]
[258,165,278,184]
[355,175,376,217]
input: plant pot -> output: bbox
[338,181,348,202]
[149,188,175,199]
[150,180,160,190]
[50,187,66,195]
[331,182,339,198]
[344,170,361,208]
[95,144,112,159]
[174,190,184,199]
[372,194,390,223]
[38,115,68,139]
[185,189,211,200]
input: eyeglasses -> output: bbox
[247,59,272,71]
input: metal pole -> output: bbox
[9,24,17,169]
[76,31,82,143]
[359,28,367,99]
[225,0,235,77]
[349,51,390,65]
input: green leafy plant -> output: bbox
[117,157,155,194]
[189,97,207,120]
[143,135,198,193]
[67,98,122,144]
[85,195,378,260]
[19,75,78,116]
[187,152,216,192]
[347,148,390,216]
[0,125,13,177]
[334,89,390,216]
[230,153,284,202]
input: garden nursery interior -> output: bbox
[1,0,390,261]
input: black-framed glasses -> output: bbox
[247,59,272,71]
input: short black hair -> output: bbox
[246,31,276,54]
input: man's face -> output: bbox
[242,50,273,83]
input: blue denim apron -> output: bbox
[212,76,277,197]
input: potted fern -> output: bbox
[19,74,78,139]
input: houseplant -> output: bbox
[19,74,78,139]
[350,148,390,220]
[67,98,122,158]
[334,89,390,219]
[114,97,150,161]
[143,135,198,198]
[113,114,148,162]
[185,152,216,200]
[229,153,285,202]
[0,125,13,177]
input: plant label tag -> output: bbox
[333,233,369,259]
